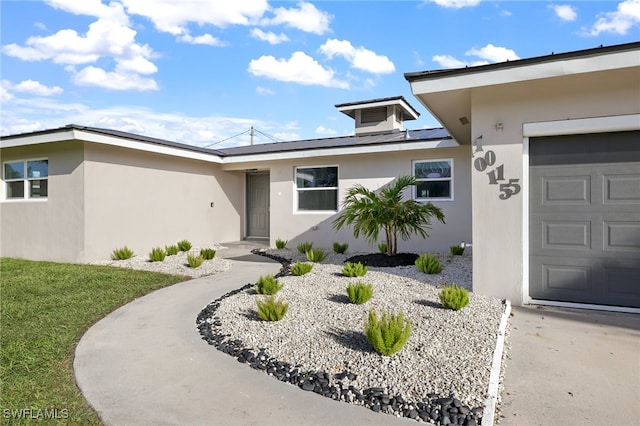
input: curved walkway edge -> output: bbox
[74,248,415,426]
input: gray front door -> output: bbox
[247,173,270,238]
[529,131,640,308]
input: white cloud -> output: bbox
[8,80,64,96]
[319,39,395,74]
[427,0,481,9]
[250,28,289,45]
[34,22,47,30]
[551,5,577,21]
[432,54,475,68]
[179,33,226,47]
[248,51,349,89]
[433,44,519,69]
[256,86,275,95]
[73,66,158,91]
[315,125,337,135]
[263,1,332,35]
[584,0,640,35]
[1,85,14,102]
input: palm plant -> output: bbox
[333,175,445,256]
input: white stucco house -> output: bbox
[2,42,638,311]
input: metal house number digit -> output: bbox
[473,150,520,200]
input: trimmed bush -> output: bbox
[439,284,470,311]
[111,246,134,260]
[305,248,327,263]
[165,244,179,256]
[415,253,443,274]
[346,282,373,305]
[377,242,388,254]
[256,296,288,321]
[200,248,216,260]
[149,247,166,262]
[365,310,412,356]
[187,253,204,268]
[275,238,288,249]
[342,262,368,277]
[333,242,349,254]
[177,239,192,252]
[255,274,283,295]
[290,262,313,276]
[450,245,465,256]
[296,241,313,254]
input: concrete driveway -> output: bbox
[501,305,640,425]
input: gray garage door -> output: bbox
[529,131,640,308]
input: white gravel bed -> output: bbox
[212,249,504,410]
[91,246,230,278]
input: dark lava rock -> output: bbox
[301,380,315,391]
[345,252,419,267]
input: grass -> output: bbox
[0,258,186,425]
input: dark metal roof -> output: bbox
[404,41,640,82]
[218,128,451,157]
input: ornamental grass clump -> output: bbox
[111,246,134,260]
[200,248,216,260]
[333,242,348,254]
[439,284,470,311]
[415,253,443,274]
[365,310,412,356]
[256,296,289,321]
[275,238,288,249]
[342,262,368,277]
[187,253,204,268]
[450,245,465,256]
[290,262,313,276]
[254,275,283,295]
[149,247,166,262]
[165,244,179,256]
[305,248,327,263]
[177,239,192,252]
[377,242,388,254]
[346,282,373,305]
[297,241,313,254]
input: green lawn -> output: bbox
[0,258,187,425]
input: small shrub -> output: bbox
[342,262,368,277]
[346,282,373,305]
[177,239,192,252]
[415,253,443,274]
[305,248,327,263]
[290,262,313,276]
[187,253,204,268]
[378,242,388,254]
[450,245,465,256]
[111,246,134,260]
[275,238,288,249]
[256,296,289,321]
[439,284,470,311]
[255,275,283,295]
[200,248,216,260]
[165,244,179,256]
[333,242,349,254]
[365,310,412,356]
[149,247,166,262]
[297,241,313,254]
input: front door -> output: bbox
[247,173,270,238]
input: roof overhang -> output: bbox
[336,96,420,121]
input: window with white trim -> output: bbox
[295,166,338,211]
[3,159,48,200]
[413,159,452,200]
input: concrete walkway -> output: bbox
[501,305,640,425]
[74,244,415,426]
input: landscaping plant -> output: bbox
[165,244,179,256]
[187,253,204,268]
[256,296,289,321]
[200,248,216,260]
[415,253,443,274]
[255,274,283,295]
[111,246,134,260]
[439,284,470,311]
[332,242,349,254]
[333,175,445,255]
[342,262,368,277]
[290,262,313,276]
[346,282,373,304]
[450,245,465,256]
[149,247,166,262]
[365,310,412,356]
[177,239,192,252]
[305,248,327,263]
[377,242,388,254]
[275,238,288,249]
[296,241,313,254]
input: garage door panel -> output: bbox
[543,221,591,250]
[603,174,640,204]
[543,176,591,205]
[604,222,640,252]
[603,266,640,307]
[530,258,593,301]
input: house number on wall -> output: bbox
[473,150,521,200]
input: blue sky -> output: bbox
[1,1,638,148]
